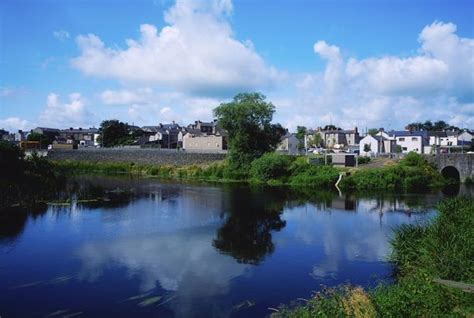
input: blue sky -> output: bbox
[1,0,473,132]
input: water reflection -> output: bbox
[214,186,287,264]
[1,177,470,318]
[0,205,48,242]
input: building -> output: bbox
[305,127,359,150]
[187,120,218,134]
[276,134,299,155]
[58,127,100,147]
[182,130,227,152]
[140,122,184,148]
[32,127,60,140]
[359,135,393,156]
[458,130,473,147]
[387,130,428,154]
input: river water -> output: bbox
[0,177,469,317]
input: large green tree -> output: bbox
[213,93,285,168]
[99,120,139,147]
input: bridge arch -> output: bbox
[441,165,461,183]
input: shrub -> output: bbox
[357,156,371,165]
[289,165,339,188]
[250,153,294,182]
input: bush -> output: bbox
[340,153,444,191]
[357,156,371,165]
[289,165,340,188]
[250,153,295,182]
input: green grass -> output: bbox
[340,152,445,191]
[51,152,448,191]
[276,197,474,317]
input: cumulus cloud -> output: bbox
[123,91,220,126]
[72,0,280,96]
[39,93,96,128]
[100,88,153,105]
[53,29,70,41]
[0,117,30,131]
[275,21,474,131]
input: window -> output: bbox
[399,137,405,141]
[411,137,417,141]
[402,147,407,151]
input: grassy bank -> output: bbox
[275,197,474,317]
[51,152,448,191]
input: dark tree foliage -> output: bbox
[213,92,286,168]
[406,120,460,131]
[0,141,65,210]
[368,128,379,136]
[99,120,141,147]
[213,186,286,264]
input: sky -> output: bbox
[1,0,473,132]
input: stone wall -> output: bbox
[424,153,473,182]
[47,148,226,166]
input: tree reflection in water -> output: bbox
[213,186,287,264]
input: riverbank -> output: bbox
[52,152,448,191]
[275,196,474,317]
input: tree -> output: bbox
[99,120,136,147]
[310,132,323,148]
[213,92,285,168]
[363,143,371,154]
[368,128,379,136]
[433,120,449,131]
[405,120,460,132]
[295,126,307,150]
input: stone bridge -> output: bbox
[424,154,473,182]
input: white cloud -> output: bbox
[123,91,220,126]
[100,88,153,105]
[38,93,96,128]
[274,21,474,131]
[0,117,30,131]
[53,29,70,41]
[72,0,281,96]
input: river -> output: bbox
[0,177,470,317]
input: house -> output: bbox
[386,130,428,154]
[359,135,392,156]
[457,130,472,147]
[428,131,447,147]
[276,134,299,155]
[439,131,460,147]
[140,122,183,148]
[306,127,359,149]
[182,129,227,152]
[32,127,60,140]
[187,120,218,134]
[58,127,100,147]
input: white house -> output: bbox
[440,131,459,146]
[277,134,299,155]
[359,135,392,156]
[458,130,473,146]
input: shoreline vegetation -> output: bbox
[274,197,474,317]
[52,151,449,190]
